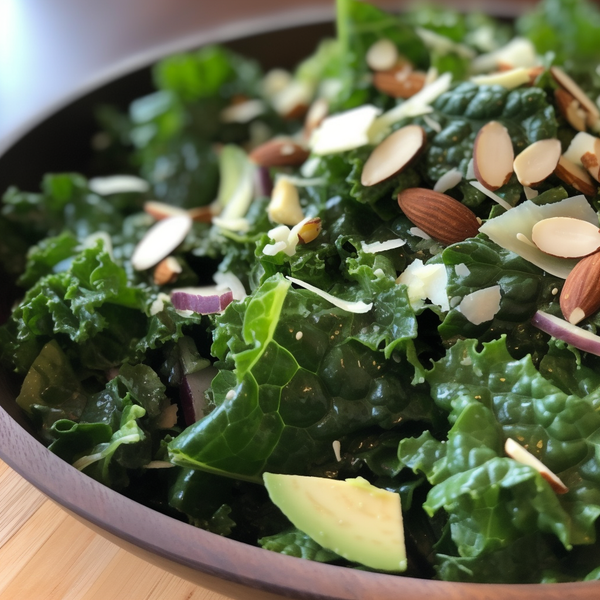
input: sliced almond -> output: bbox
[361,125,426,186]
[144,200,188,221]
[581,150,600,182]
[249,139,310,168]
[561,251,600,324]
[563,132,600,165]
[188,205,215,223]
[550,66,600,129]
[131,215,192,271]
[296,217,322,244]
[397,188,480,245]
[555,88,587,132]
[554,155,598,196]
[504,438,568,494]
[268,178,304,225]
[372,67,426,99]
[473,121,514,191]
[513,138,561,187]
[303,98,329,141]
[366,38,399,72]
[531,216,600,259]
[153,256,182,286]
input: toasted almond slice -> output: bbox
[561,251,600,324]
[361,125,426,186]
[473,121,514,191]
[397,188,480,245]
[303,98,329,141]
[554,155,598,196]
[296,217,322,244]
[153,256,182,286]
[581,149,600,182]
[372,68,426,99]
[555,88,587,132]
[132,215,192,271]
[550,66,600,128]
[249,139,310,168]
[144,200,188,221]
[366,38,399,71]
[505,438,568,494]
[188,206,215,223]
[531,216,600,258]
[513,138,561,187]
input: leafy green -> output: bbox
[517,0,600,64]
[169,274,432,481]
[438,235,561,362]
[259,528,341,562]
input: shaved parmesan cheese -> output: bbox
[458,285,501,325]
[286,276,373,313]
[361,238,406,253]
[471,37,538,74]
[434,168,462,193]
[221,99,266,123]
[150,293,171,316]
[471,67,532,90]
[524,186,539,200]
[369,73,452,141]
[454,263,470,277]
[564,132,600,166]
[88,175,149,195]
[396,259,449,311]
[310,105,382,155]
[212,216,250,232]
[470,180,512,211]
[410,227,431,240]
[466,158,476,180]
[415,27,475,60]
[423,114,442,133]
[332,440,342,462]
[479,195,598,278]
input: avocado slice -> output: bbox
[263,473,406,572]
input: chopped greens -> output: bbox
[4,0,600,584]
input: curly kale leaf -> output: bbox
[169,273,432,481]
[425,83,557,185]
[438,235,561,362]
[399,336,600,562]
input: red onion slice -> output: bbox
[531,310,600,356]
[171,286,233,314]
[180,367,217,426]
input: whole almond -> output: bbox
[373,68,426,99]
[249,139,310,167]
[397,188,480,245]
[560,251,600,324]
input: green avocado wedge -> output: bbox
[263,473,406,572]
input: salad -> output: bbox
[3,0,600,584]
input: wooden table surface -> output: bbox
[0,459,233,600]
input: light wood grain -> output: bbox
[0,460,232,600]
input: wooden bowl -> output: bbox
[1,1,599,598]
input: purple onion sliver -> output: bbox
[171,289,233,314]
[531,310,600,356]
[255,165,273,197]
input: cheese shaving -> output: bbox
[361,238,406,253]
[286,276,373,313]
[470,180,513,211]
